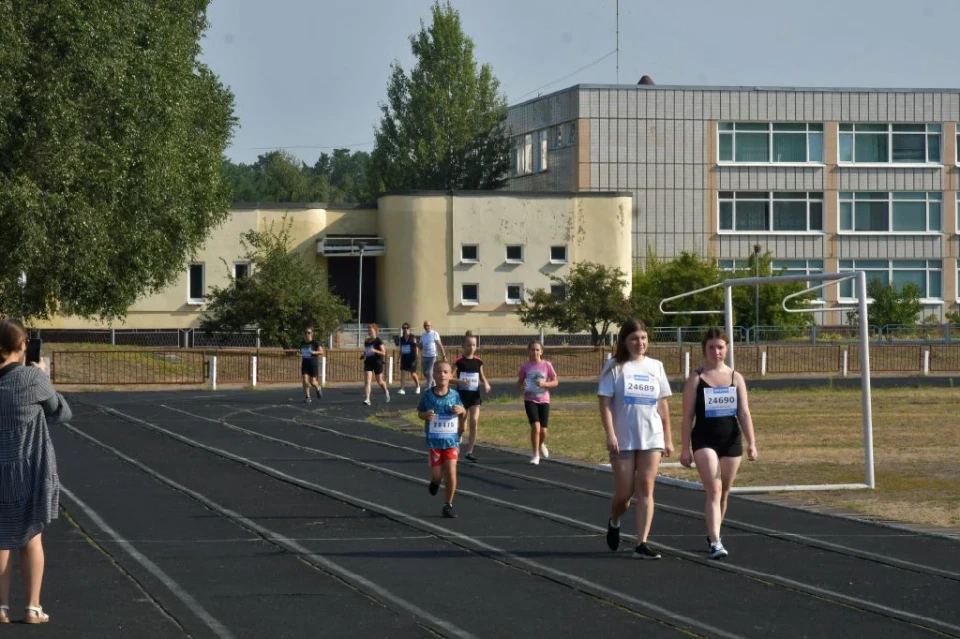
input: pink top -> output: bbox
[518,360,557,404]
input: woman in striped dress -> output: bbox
[0,319,72,624]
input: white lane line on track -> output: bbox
[253,403,960,581]
[160,404,960,636]
[113,406,746,639]
[60,486,237,639]
[64,423,478,639]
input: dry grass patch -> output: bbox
[396,387,960,530]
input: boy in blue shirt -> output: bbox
[417,360,465,518]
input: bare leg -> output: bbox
[0,549,12,609]
[529,421,541,457]
[376,374,389,393]
[443,459,457,504]
[634,451,662,543]
[466,406,480,454]
[301,374,311,398]
[363,371,373,401]
[609,453,637,526]
[694,448,722,542]
[21,534,44,609]
[718,456,743,524]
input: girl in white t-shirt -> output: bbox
[598,318,673,560]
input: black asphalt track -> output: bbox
[11,384,958,638]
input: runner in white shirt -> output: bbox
[598,318,674,560]
[418,321,446,388]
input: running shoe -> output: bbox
[606,519,621,552]
[385,390,391,403]
[314,387,322,400]
[428,481,440,496]
[415,387,421,394]
[397,388,406,395]
[539,443,550,459]
[708,541,728,559]
[304,397,311,404]
[363,399,371,406]
[465,452,477,462]
[632,543,662,560]
[442,504,457,518]
[529,456,540,465]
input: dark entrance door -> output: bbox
[327,255,376,323]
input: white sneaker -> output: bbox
[385,391,391,403]
[529,456,540,465]
[539,443,549,459]
[415,387,421,394]
[363,399,371,406]
[397,388,406,395]
[708,540,729,559]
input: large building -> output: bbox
[33,191,632,332]
[507,82,960,322]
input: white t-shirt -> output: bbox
[420,330,441,358]
[597,357,672,451]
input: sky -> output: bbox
[200,0,960,165]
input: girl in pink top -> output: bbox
[516,340,559,465]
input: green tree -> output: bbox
[848,278,922,330]
[200,219,351,348]
[517,262,630,346]
[631,251,724,328]
[0,1,235,320]
[726,252,815,330]
[369,1,510,192]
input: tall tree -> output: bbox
[369,1,510,193]
[0,1,235,320]
[847,278,922,331]
[200,219,352,348]
[517,262,631,346]
[632,251,725,328]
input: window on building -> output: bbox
[537,130,549,171]
[505,245,524,263]
[461,283,479,305]
[550,284,567,300]
[188,264,205,303]
[839,123,941,163]
[550,245,568,263]
[839,192,941,233]
[553,125,564,148]
[838,260,942,300]
[567,121,576,146]
[718,123,823,163]
[773,260,825,298]
[461,244,479,263]
[718,192,823,232]
[511,134,535,177]
[233,262,250,280]
[506,284,523,304]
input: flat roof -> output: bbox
[380,190,632,198]
[509,83,960,110]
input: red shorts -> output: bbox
[428,447,459,467]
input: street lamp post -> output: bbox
[753,244,762,335]
[357,243,367,347]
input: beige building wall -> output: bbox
[34,193,632,332]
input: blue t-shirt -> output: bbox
[417,387,463,450]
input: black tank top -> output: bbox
[693,369,739,432]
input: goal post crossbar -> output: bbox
[658,271,875,491]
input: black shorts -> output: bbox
[301,359,319,377]
[524,401,550,428]
[363,358,384,375]
[460,391,482,409]
[692,425,743,458]
[400,355,418,372]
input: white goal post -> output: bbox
[658,270,875,492]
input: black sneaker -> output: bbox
[303,397,311,404]
[633,543,661,560]
[465,452,477,462]
[314,387,322,399]
[606,519,621,552]
[442,504,457,518]
[428,481,440,496]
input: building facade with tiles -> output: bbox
[507,83,960,323]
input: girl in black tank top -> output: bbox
[679,328,759,560]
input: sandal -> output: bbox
[23,606,49,624]
[0,605,9,623]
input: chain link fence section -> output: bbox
[766,345,843,374]
[848,344,924,372]
[51,350,206,385]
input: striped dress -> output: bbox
[0,363,71,549]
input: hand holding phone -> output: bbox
[25,338,42,364]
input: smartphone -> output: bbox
[25,338,42,364]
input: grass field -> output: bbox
[394,387,960,531]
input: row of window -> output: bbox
[718,191,959,234]
[719,122,953,165]
[459,282,566,307]
[187,262,249,303]
[460,244,568,264]
[718,259,945,300]
[510,121,578,177]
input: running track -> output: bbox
[18,386,960,638]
